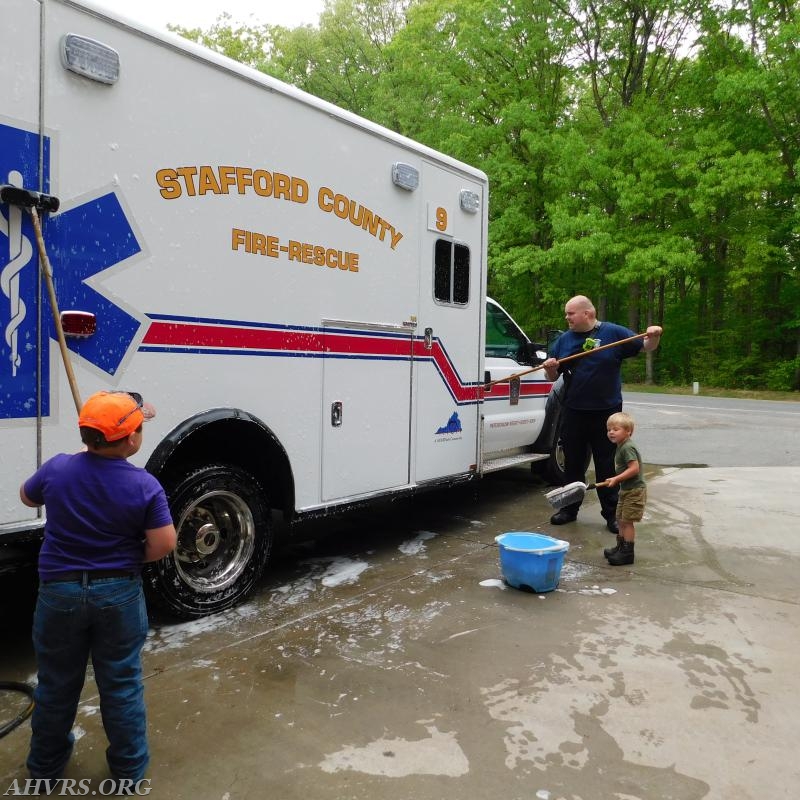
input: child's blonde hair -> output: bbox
[607,411,635,433]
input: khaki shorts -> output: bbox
[616,487,647,522]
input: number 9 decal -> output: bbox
[436,207,448,232]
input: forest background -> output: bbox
[172,0,799,391]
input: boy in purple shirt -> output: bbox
[20,391,176,784]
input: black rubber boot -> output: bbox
[607,540,634,566]
[603,535,623,559]
[550,502,580,526]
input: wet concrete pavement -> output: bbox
[1,465,799,799]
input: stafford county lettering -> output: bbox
[155,166,404,251]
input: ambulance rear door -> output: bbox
[412,162,486,483]
[1,0,46,531]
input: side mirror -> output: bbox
[517,341,547,367]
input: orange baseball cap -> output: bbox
[78,391,155,442]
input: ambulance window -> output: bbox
[485,301,528,359]
[434,239,470,305]
[434,240,451,300]
[453,244,469,303]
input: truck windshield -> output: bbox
[485,302,528,360]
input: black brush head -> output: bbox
[0,184,60,213]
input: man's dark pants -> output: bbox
[559,404,622,521]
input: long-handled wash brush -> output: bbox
[545,480,611,510]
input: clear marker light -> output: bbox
[391,162,419,191]
[459,189,480,214]
[61,34,120,84]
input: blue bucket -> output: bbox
[495,531,569,593]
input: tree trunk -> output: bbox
[795,331,800,391]
[645,279,655,384]
[628,282,640,332]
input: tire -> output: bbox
[534,413,592,486]
[540,432,568,485]
[144,464,271,619]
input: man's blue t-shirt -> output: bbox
[550,321,642,410]
[24,451,173,580]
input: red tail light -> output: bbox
[61,311,96,338]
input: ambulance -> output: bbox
[1,0,565,618]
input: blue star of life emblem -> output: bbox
[1,121,143,420]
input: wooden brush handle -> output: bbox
[485,332,649,388]
[556,333,648,366]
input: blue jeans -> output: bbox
[27,576,149,781]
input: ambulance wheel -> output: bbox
[539,436,568,485]
[145,463,271,619]
[534,420,591,485]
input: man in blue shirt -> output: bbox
[543,296,662,533]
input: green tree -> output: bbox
[168,13,279,71]
[675,0,800,387]
[267,0,411,113]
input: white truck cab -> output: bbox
[483,298,567,480]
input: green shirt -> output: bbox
[615,439,645,490]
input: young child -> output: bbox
[602,411,646,565]
[20,391,176,784]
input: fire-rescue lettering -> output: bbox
[317,187,403,251]
[156,166,309,203]
[232,228,359,272]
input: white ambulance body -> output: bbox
[1,0,564,617]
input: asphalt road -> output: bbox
[623,391,800,468]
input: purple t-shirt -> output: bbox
[24,451,173,581]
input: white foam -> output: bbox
[319,725,469,777]
[399,531,437,556]
[318,557,370,587]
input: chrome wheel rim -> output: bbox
[174,490,255,593]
